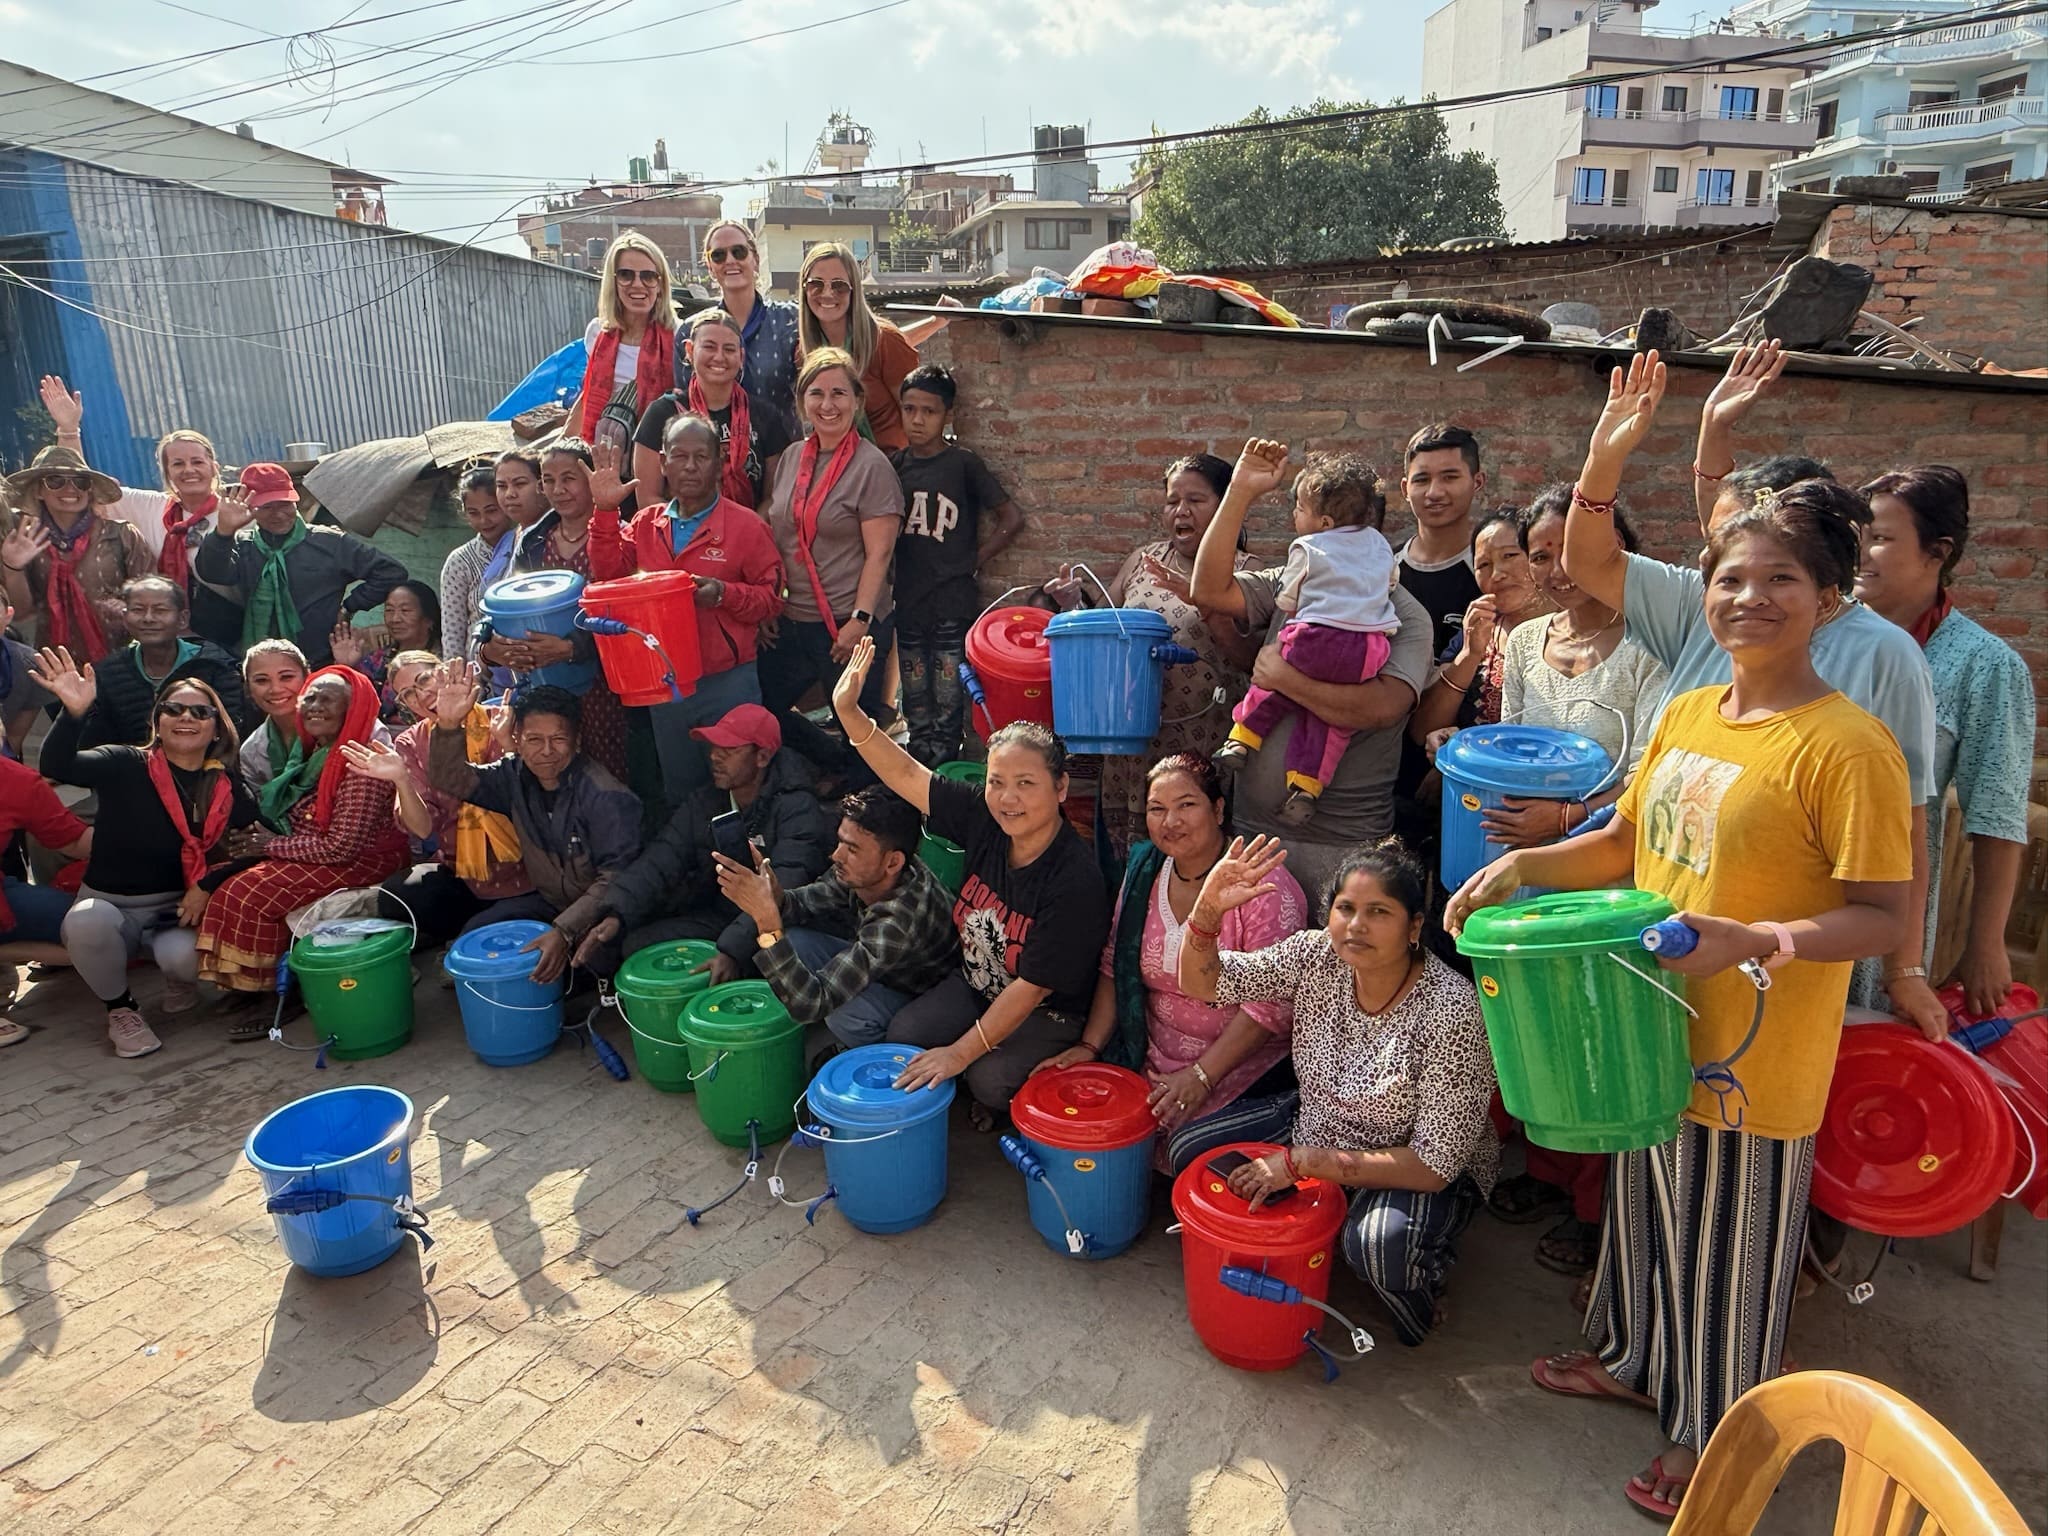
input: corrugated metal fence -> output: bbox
[1,150,596,486]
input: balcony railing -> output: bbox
[868,246,982,277]
[1805,17,2044,82]
[1876,95,2044,134]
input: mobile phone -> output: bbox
[708,811,752,866]
[1207,1150,1297,1204]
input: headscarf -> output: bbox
[256,665,380,832]
[580,325,675,442]
[687,376,756,508]
[158,494,217,590]
[240,519,310,650]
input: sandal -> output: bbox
[966,1100,997,1134]
[0,1020,28,1049]
[226,1014,272,1043]
[1529,1351,1655,1409]
[1624,1454,1693,1521]
[1535,1216,1600,1276]
[1488,1173,1572,1225]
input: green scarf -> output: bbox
[1106,840,1168,1073]
[257,733,328,831]
[240,520,309,650]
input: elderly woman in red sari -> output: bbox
[197,665,408,1026]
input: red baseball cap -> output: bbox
[691,702,781,753]
[240,462,299,508]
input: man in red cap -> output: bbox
[566,702,832,981]
[194,461,408,664]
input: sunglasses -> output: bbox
[157,700,219,721]
[804,278,853,297]
[707,244,752,264]
[39,474,90,491]
[615,267,661,285]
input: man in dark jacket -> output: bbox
[427,671,641,982]
[569,703,832,980]
[81,576,247,747]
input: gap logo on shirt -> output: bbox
[1640,749,1743,876]
[954,873,1029,997]
[903,490,962,544]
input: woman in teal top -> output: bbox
[1855,464,2036,1018]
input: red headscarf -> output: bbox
[159,495,218,589]
[580,325,675,442]
[687,375,756,508]
[297,664,385,831]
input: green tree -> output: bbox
[1132,100,1507,269]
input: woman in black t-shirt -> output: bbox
[830,637,1110,1127]
[631,308,795,511]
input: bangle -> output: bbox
[847,716,878,748]
[1281,1147,1301,1182]
[1570,485,1617,516]
[1190,1061,1213,1091]
[1185,920,1219,946]
[1692,461,1731,483]
[1074,1040,1100,1058]
[974,1018,997,1055]
[1883,965,1928,984]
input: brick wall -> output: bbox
[930,315,2048,745]
[1812,205,2048,371]
[1207,228,1787,334]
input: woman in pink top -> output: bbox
[1037,752,1306,1172]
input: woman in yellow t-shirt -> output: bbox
[1446,354,1913,1523]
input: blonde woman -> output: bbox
[795,242,919,452]
[678,221,802,411]
[153,429,242,648]
[572,231,678,456]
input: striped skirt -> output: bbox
[197,850,406,992]
[1585,1120,1815,1452]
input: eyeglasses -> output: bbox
[38,474,89,491]
[615,267,661,285]
[157,701,219,721]
[804,278,853,297]
[707,245,752,264]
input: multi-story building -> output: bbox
[1729,0,2047,200]
[944,126,1132,284]
[1423,0,1822,238]
[515,142,724,279]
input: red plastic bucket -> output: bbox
[581,571,704,706]
[1170,1140,1348,1371]
[1942,982,2045,1220]
[965,606,1052,736]
[1812,1021,2016,1238]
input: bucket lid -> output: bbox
[807,1043,956,1127]
[584,569,697,608]
[932,760,987,787]
[1456,888,1676,958]
[614,940,720,1001]
[1439,724,1612,796]
[680,980,797,1045]
[1168,1139,1349,1246]
[1010,1063,1157,1150]
[1044,608,1173,642]
[445,920,551,980]
[967,607,1051,674]
[483,569,585,614]
[290,924,412,967]
[1812,1022,2016,1238]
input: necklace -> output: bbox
[1553,608,1620,645]
[1169,852,1220,885]
[1354,958,1418,1015]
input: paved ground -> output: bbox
[3,963,2043,1536]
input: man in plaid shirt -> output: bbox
[714,786,959,1050]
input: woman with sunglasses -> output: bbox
[570,232,678,460]
[632,308,795,511]
[1,446,153,667]
[33,648,263,1058]
[679,222,802,414]
[794,242,920,453]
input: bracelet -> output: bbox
[1190,1061,1213,1092]
[847,716,878,748]
[1184,920,1219,946]
[1883,965,1928,984]
[1557,801,1571,838]
[1281,1146,1301,1182]
[1074,1040,1100,1058]
[1691,461,1732,483]
[1570,485,1617,516]
[974,1018,997,1055]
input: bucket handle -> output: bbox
[687,1050,728,1083]
[1063,563,1129,639]
[1961,1044,2040,1203]
[600,987,694,1051]
[456,978,566,1012]
[1603,951,1700,1019]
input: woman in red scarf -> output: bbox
[629,308,796,512]
[572,231,677,461]
[33,649,262,1058]
[197,665,409,1023]
[1,446,152,666]
[758,348,903,776]
[153,429,243,650]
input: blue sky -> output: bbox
[2,0,1442,251]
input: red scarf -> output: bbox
[39,515,109,662]
[579,324,675,441]
[1906,590,1953,650]
[787,432,860,639]
[146,747,232,887]
[301,664,385,832]
[687,377,756,508]
[158,495,217,589]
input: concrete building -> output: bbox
[0,58,390,220]
[1727,0,2047,200]
[517,184,724,282]
[946,126,1132,284]
[1422,0,1821,238]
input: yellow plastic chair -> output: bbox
[1671,1371,2031,1536]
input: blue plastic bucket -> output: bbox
[245,1085,420,1277]
[1006,1064,1157,1259]
[1438,724,1614,891]
[444,920,565,1066]
[482,570,598,694]
[1044,609,1198,756]
[799,1044,956,1233]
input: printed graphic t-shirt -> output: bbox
[924,774,1109,1016]
[889,443,1008,622]
[1617,686,1912,1139]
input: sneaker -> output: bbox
[1212,740,1251,775]
[1277,788,1319,827]
[160,978,200,1015]
[107,1008,163,1059]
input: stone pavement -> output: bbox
[3,965,2043,1536]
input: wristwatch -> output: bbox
[1755,920,1796,971]
[848,608,874,625]
[755,928,784,950]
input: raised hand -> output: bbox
[28,646,96,718]
[2,520,51,572]
[1701,340,1787,436]
[216,483,256,537]
[432,657,482,729]
[1232,438,1291,502]
[37,375,83,436]
[831,634,876,722]
[329,621,366,669]
[1192,834,1290,924]
[1139,552,1193,605]
[1585,350,1667,472]
[339,739,412,785]
[589,439,642,512]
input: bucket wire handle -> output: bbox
[1063,563,1129,639]
[1958,1044,2040,1202]
[455,978,566,1012]
[686,1049,729,1083]
[1603,951,1700,1019]
[1573,699,1631,804]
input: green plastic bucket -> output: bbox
[918,760,986,893]
[1455,889,1693,1153]
[613,940,719,1094]
[678,981,805,1147]
[289,926,415,1061]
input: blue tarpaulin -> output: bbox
[490,338,587,420]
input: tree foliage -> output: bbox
[1132,100,1508,270]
